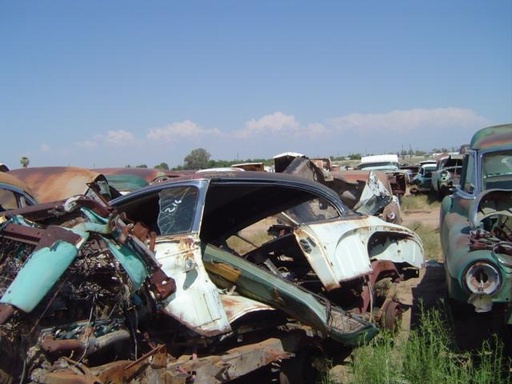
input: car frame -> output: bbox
[440,124,512,325]
[111,171,423,334]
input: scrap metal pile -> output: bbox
[0,197,178,383]
[0,170,424,384]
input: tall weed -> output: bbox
[344,306,511,384]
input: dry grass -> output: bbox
[401,193,442,261]
[401,193,441,211]
[405,220,441,261]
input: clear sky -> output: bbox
[1,0,511,169]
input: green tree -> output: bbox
[348,153,361,160]
[20,156,29,168]
[184,148,211,170]
[155,162,170,170]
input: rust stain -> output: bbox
[9,167,107,203]
[205,261,241,283]
[0,172,36,197]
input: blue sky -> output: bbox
[1,1,511,169]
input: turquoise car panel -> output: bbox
[0,239,81,312]
[203,244,378,346]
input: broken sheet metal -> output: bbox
[292,217,423,289]
[0,194,328,383]
[154,236,232,336]
[278,156,403,223]
[330,170,402,223]
[0,196,181,382]
[203,244,379,346]
[28,337,296,384]
[0,220,84,313]
[167,336,296,384]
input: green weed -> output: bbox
[330,307,511,384]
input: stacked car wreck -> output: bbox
[0,171,424,383]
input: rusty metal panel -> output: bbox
[0,172,36,196]
[298,215,424,290]
[155,236,231,336]
[203,244,379,345]
[167,337,294,384]
[470,123,512,150]
[220,293,275,323]
[8,166,109,203]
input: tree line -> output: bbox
[18,146,457,171]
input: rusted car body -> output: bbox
[273,154,403,223]
[0,196,178,383]
[0,171,424,383]
[431,154,463,198]
[93,167,194,194]
[354,154,408,199]
[0,196,301,383]
[0,172,37,211]
[409,162,437,194]
[111,171,423,329]
[328,169,402,224]
[113,171,423,349]
[399,164,420,185]
[440,124,512,326]
[8,166,121,203]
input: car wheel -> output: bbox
[381,300,402,333]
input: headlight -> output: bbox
[464,261,501,295]
[440,170,450,181]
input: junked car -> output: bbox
[93,167,195,194]
[431,154,463,199]
[440,124,512,326]
[112,172,424,341]
[354,154,408,198]
[0,196,179,383]
[273,154,403,223]
[0,195,306,384]
[409,162,437,194]
[0,171,424,383]
[0,171,37,212]
[8,166,121,203]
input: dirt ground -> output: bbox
[397,206,444,336]
[401,206,441,229]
